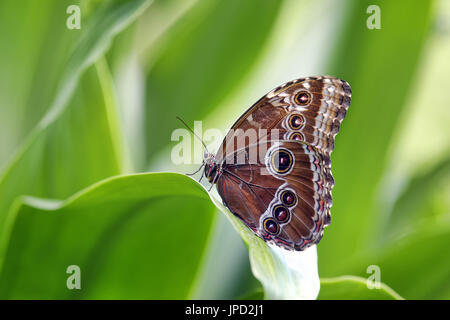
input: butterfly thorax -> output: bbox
[203,153,221,184]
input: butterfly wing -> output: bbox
[217,141,333,251]
[215,76,351,250]
[215,76,351,163]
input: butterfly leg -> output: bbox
[207,166,222,191]
[186,161,205,176]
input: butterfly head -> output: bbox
[203,153,220,184]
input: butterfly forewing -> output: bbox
[215,76,351,163]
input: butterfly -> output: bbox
[192,76,351,251]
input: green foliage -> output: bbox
[0,0,448,300]
[318,276,403,300]
[0,0,79,164]
[0,0,152,227]
[0,62,122,229]
[0,173,215,299]
[366,224,450,299]
[319,0,434,274]
[383,155,450,239]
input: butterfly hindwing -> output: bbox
[217,140,333,251]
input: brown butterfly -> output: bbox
[194,76,351,251]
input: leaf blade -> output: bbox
[0,173,216,299]
[318,275,404,300]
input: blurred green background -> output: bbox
[0,0,449,299]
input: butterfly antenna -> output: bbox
[176,116,209,154]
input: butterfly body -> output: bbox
[202,76,351,251]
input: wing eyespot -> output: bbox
[294,90,311,106]
[268,148,294,175]
[289,132,304,142]
[263,218,280,235]
[273,205,290,223]
[280,190,297,207]
[288,114,305,130]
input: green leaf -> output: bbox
[0,0,152,231]
[39,0,151,128]
[0,173,216,299]
[239,288,264,300]
[0,61,123,230]
[211,195,320,300]
[355,223,450,300]
[0,0,80,165]
[318,0,434,275]
[0,0,150,165]
[342,156,450,299]
[106,0,202,170]
[383,154,450,240]
[318,276,404,300]
[0,172,320,299]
